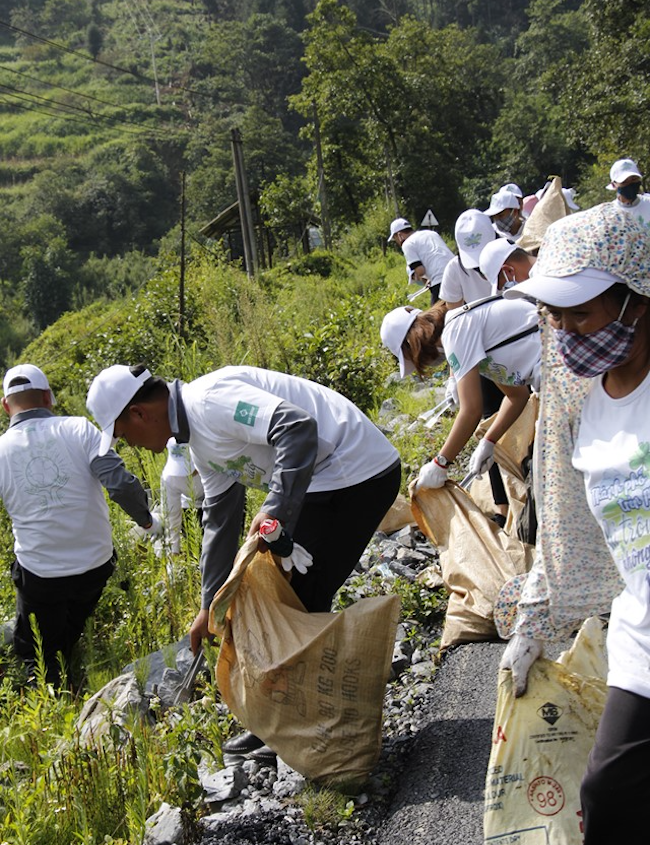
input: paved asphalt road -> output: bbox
[377,641,505,845]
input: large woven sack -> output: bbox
[209,536,400,784]
[484,618,607,844]
[377,492,416,534]
[411,485,534,648]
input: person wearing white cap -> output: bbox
[484,187,525,239]
[439,209,510,525]
[387,216,454,303]
[0,364,157,686]
[158,437,204,556]
[380,296,540,495]
[439,209,496,309]
[606,157,650,229]
[86,363,400,762]
[478,238,536,294]
[497,202,650,844]
[502,183,524,214]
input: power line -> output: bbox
[1,62,127,110]
[0,67,186,137]
[0,19,217,101]
[0,90,173,138]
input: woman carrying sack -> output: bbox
[499,202,650,844]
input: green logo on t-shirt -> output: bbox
[234,401,259,427]
[447,352,460,373]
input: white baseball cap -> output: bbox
[454,209,496,269]
[562,187,580,210]
[502,182,523,198]
[380,307,421,377]
[607,158,642,190]
[388,217,412,243]
[478,238,518,288]
[87,364,152,455]
[3,364,56,405]
[484,188,520,217]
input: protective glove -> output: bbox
[500,634,544,697]
[259,519,314,575]
[411,457,448,493]
[445,376,459,411]
[468,437,495,478]
[132,512,164,542]
[282,542,313,575]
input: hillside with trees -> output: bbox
[0,0,645,365]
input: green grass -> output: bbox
[0,237,455,841]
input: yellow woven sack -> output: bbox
[209,536,400,784]
[484,619,607,844]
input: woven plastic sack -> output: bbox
[484,618,607,844]
[377,492,416,534]
[411,485,534,648]
[209,536,400,784]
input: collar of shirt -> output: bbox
[9,408,55,428]
[167,379,190,443]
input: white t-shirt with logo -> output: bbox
[439,256,492,304]
[181,367,399,501]
[162,437,195,479]
[442,298,541,390]
[573,370,650,697]
[615,195,650,230]
[0,416,113,577]
[401,230,454,286]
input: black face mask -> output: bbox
[617,181,643,201]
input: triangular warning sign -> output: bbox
[421,208,439,227]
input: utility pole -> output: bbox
[312,101,332,250]
[385,145,400,216]
[231,128,258,279]
[179,171,186,339]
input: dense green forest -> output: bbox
[0,0,646,363]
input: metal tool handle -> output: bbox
[173,650,208,705]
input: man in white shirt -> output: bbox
[87,365,401,637]
[87,363,401,761]
[0,364,157,686]
[388,217,454,303]
[439,209,496,309]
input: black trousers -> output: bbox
[290,461,401,612]
[11,556,115,684]
[580,686,650,844]
[480,376,508,507]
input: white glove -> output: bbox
[280,542,313,575]
[412,458,448,492]
[445,376,459,410]
[500,635,544,697]
[132,512,164,541]
[468,437,495,478]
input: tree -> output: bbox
[21,235,75,330]
[486,0,589,193]
[293,0,505,228]
[561,0,650,174]
[87,22,103,59]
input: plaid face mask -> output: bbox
[553,294,637,378]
